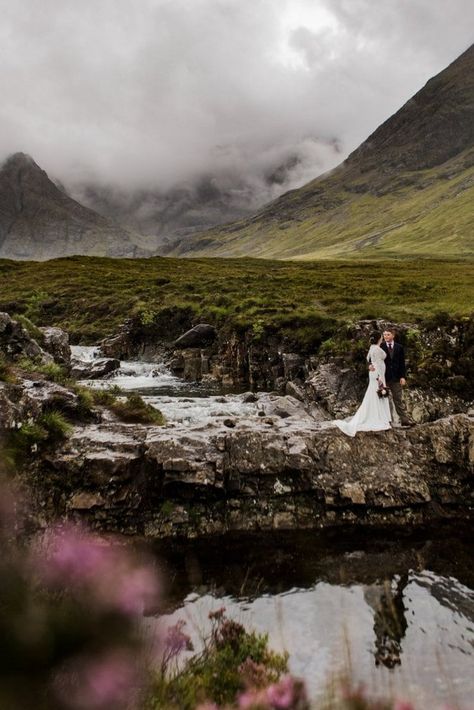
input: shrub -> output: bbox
[17,358,68,385]
[0,510,160,710]
[37,362,68,384]
[149,609,290,710]
[6,410,72,468]
[91,387,120,406]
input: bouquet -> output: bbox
[377,378,389,398]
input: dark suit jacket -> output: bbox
[381,341,407,382]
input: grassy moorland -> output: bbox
[172,151,474,260]
[0,256,472,345]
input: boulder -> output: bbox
[70,357,120,380]
[306,361,363,418]
[40,326,71,366]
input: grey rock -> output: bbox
[25,412,474,539]
[0,312,53,365]
[40,326,71,366]
[71,357,120,380]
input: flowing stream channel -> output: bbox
[72,346,260,427]
[71,348,474,707]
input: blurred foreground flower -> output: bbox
[0,505,160,710]
[31,522,159,616]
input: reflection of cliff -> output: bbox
[414,571,474,626]
[364,575,409,669]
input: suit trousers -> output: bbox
[387,381,413,425]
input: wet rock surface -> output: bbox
[27,411,474,539]
[39,326,71,366]
[70,357,121,379]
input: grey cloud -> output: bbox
[0,0,472,210]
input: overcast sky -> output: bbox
[0,0,473,197]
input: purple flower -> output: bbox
[239,687,269,709]
[110,564,159,616]
[266,676,309,710]
[54,650,139,710]
[164,620,193,655]
[31,523,159,616]
[33,523,112,587]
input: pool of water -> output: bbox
[150,527,474,708]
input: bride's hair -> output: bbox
[369,331,382,344]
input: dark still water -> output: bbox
[151,526,474,708]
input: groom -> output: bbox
[380,328,414,427]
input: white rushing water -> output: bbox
[73,347,259,426]
[70,345,101,361]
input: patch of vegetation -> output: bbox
[16,357,68,384]
[148,609,288,710]
[90,386,122,406]
[14,314,46,345]
[110,393,166,425]
[0,256,471,349]
[38,410,73,444]
[5,409,72,468]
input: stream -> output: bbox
[72,346,261,427]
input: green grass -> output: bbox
[110,393,166,425]
[5,409,72,468]
[0,256,472,346]
[16,357,68,384]
[174,147,474,260]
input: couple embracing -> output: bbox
[335,327,414,437]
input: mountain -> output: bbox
[0,153,152,260]
[169,44,474,260]
[71,176,260,249]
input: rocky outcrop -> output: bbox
[0,378,91,431]
[0,312,53,365]
[27,412,474,539]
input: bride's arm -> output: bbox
[374,347,386,382]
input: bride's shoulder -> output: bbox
[371,344,385,358]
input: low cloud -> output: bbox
[0,0,472,206]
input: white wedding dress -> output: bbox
[334,344,392,437]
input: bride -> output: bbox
[335,331,392,437]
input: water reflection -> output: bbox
[151,529,474,707]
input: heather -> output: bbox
[0,256,472,345]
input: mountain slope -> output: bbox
[0,153,151,260]
[169,44,474,260]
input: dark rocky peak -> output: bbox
[0,152,49,185]
[345,43,474,173]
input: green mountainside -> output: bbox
[170,44,474,260]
